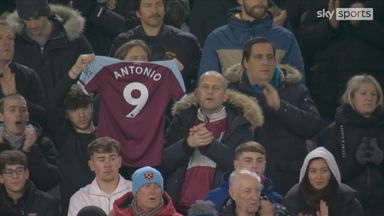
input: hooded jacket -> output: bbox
[162,89,263,207]
[0,181,60,216]
[224,63,321,195]
[68,175,132,216]
[198,7,304,77]
[284,147,365,216]
[316,104,384,216]
[112,191,182,216]
[6,4,93,94]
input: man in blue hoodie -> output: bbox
[206,141,283,211]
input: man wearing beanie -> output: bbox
[111,166,182,216]
[6,0,92,104]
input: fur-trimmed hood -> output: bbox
[172,89,264,130]
[6,4,85,41]
[223,63,303,85]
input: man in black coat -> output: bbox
[0,21,47,128]
[224,37,321,195]
[162,71,263,214]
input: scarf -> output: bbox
[130,197,165,216]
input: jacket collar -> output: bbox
[6,4,85,41]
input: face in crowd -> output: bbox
[0,164,29,196]
[137,0,165,29]
[230,170,262,215]
[307,158,332,191]
[351,81,379,117]
[238,0,269,21]
[0,96,29,136]
[88,149,121,183]
[234,151,266,177]
[243,42,276,85]
[0,25,14,65]
[195,72,228,115]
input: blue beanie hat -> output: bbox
[132,166,163,196]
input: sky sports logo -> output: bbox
[317,8,373,20]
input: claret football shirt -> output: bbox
[79,56,185,167]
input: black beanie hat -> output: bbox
[16,0,50,19]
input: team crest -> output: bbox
[106,0,118,10]
[165,51,176,60]
[144,172,154,180]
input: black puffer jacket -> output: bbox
[162,89,263,206]
[6,4,93,95]
[224,64,321,195]
[0,181,60,216]
[316,104,384,216]
[284,183,364,216]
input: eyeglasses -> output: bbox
[1,167,26,177]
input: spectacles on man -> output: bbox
[1,167,26,177]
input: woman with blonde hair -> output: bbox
[315,74,384,216]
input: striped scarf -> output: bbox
[130,197,165,216]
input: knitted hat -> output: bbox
[16,0,50,19]
[132,166,163,196]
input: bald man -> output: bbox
[162,71,263,214]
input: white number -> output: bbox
[123,82,149,118]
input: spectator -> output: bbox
[111,166,182,216]
[0,94,59,191]
[0,150,60,215]
[198,0,304,78]
[298,0,384,118]
[224,37,320,194]
[206,141,283,211]
[315,74,384,216]
[78,55,185,179]
[115,39,150,61]
[220,169,289,216]
[6,0,93,95]
[68,137,132,216]
[162,71,263,214]
[0,20,47,128]
[77,206,107,216]
[284,147,365,216]
[188,200,218,216]
[110,0,201,92]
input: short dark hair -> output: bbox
[0,150,28,172]
[0,94,26,113]
[87,137,120,158]
[242,37,276,65]
[135,0,166,11]
[63,84,93,111]
[235,141,266,159]
[114,39,151,60]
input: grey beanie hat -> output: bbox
[16,0,50,19]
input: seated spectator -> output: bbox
[68,137,132,216]
[0,150,59,215]
[0,94,59,191]
[162,71,263,214]
[284,147,364,216]
[206,141,283,211]
[315,74,384,216]
[0,20,47,128]
[111,166,182,216]
[221,169,289,216]
[188,200,218,216]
